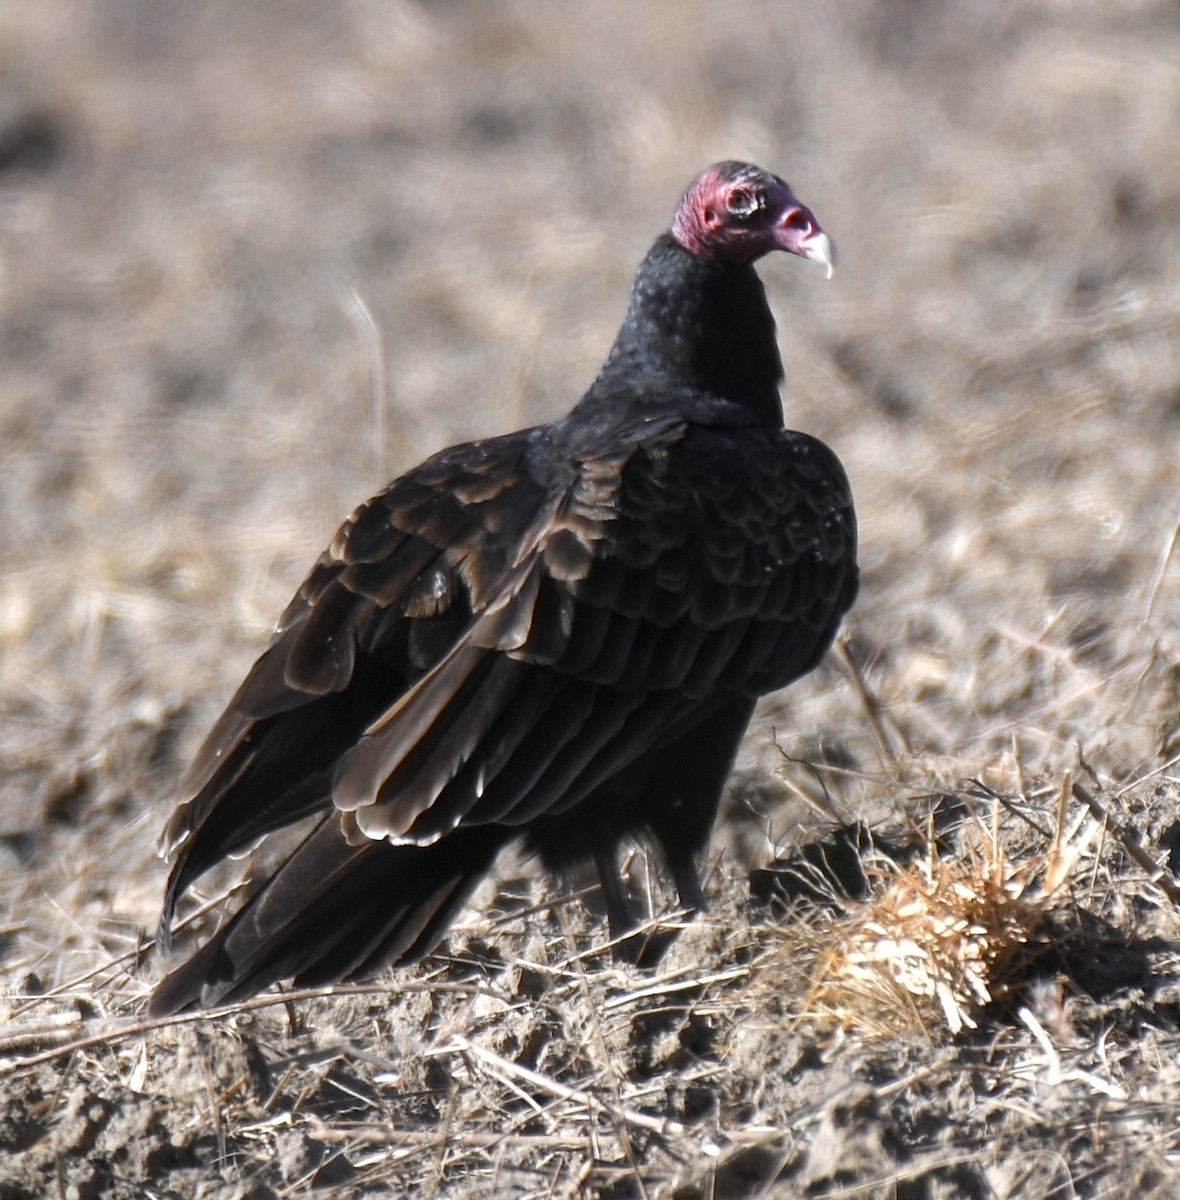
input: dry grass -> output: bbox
[795,786,1095,1038]
[3,0,1180,1196]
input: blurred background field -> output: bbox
[1,2,1180,1196]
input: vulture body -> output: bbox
[151,162,858,1013]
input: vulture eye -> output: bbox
[726,186,762,218]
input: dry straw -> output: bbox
[782,775,1106,1037]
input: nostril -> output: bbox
[780,207,812,233]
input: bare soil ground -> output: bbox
[2,2,1180,1196]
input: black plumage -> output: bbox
[150,162,858,1013]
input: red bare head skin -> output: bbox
[670,161,836,275]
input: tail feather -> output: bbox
[150,816,506,1014]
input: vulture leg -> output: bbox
[646,695,758,914]
[592,844,641,945]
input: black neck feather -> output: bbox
[588,234,786,428]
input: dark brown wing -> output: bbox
[158,412,856,943]
[158,424,560,933]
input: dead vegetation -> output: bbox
[788,785,1092,1038]
[3,0,1180,1196]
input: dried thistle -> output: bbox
[789,779,1103,1037]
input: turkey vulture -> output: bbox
[150,161,858,1013]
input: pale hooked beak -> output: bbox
[774,200,837,279]
[800,228,836,279]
